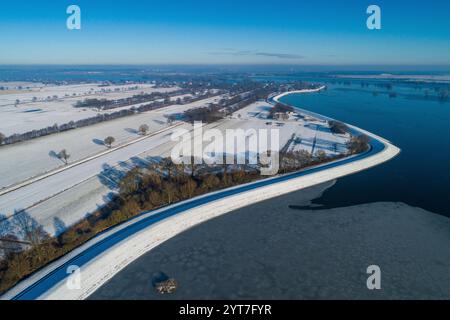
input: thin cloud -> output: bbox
[210,49,305,60]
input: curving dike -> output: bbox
[2,88,400,300]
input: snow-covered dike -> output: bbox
[271,86,327,102]
[1,90,400,300]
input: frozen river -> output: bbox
[91,182,450,300]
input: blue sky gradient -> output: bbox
[0,0,449,65]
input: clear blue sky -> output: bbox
[0,0,449,66]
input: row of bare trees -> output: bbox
[0,89,218,147]
[74,90,186,110]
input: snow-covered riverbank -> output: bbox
[272,86,327,102]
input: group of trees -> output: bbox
[184,105,225,123]
[278,147,348,174]
[74,98,109,109]
[278,150,312,173]
[183,87,273,123]
[74,90,181,111]
[346,134,370,154]
[0,158,262,294]
[0,211,51,293]
[268,103,294,119]
[329,121,349,135]
[2,109,135,146]
[74,88,222,111]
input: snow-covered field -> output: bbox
[0,83,180,135]
[0,94,226,233]
[0,95,224,190]
[229,100,348,156]
[0,83,174,106]
[0,97,351,237]
[0,124,188,221]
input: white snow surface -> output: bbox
[0,83,179,135]
[1,91,349,238]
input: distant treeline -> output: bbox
[268,103,294,119]
[331,79,450,102]
[74,90,189,110]
[183,91,259,123]
[184,85,298,123]
[0,81,334,148]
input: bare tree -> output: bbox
[139,124,150,135]
[315,150,328,162]
[0,235,25,257]
[332,143,338,153]
[166,114,176,125]
[57,149,70,164]
[164,96,171,104]
[294,150,312,167]
[163,182,176,204]
[162,157,175,179]
[0,214,11,237]
[12,211,48,247]
[104,136,115,148]
[347,135,370,154]
[189,156,201,178]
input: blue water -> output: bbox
[281,84,450,216]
